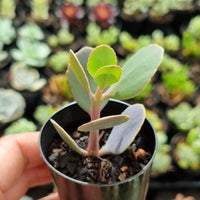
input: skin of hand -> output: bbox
[0,132,59,200]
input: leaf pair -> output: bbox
[67,45,122,114]
[50,104,145,156]
[67,44,164,114]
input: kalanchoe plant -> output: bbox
[50,44,164,157]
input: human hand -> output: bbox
[0,132,58,200]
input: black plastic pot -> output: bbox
[39,99,157,200]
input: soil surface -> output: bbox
[47,130,152,184]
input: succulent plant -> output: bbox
[174,127,200,171]
[43,74,73,104]
[88,2,118,28]
[152,131,172,174]
[48,51,69,73]
[161,66,196,103]
[0,0,16,19]
[10,38,50,67]
[119,31,137,52]
[34,104,64,125]
[182,15,200,60]
[61,2,85,25]
[31,0,49,22]
[0,42,8,67]
[146,109,172,174]
[4,118,37,135]
[18,23,45,40]
[0,88,25,124]
[0,18,16,45]
[86,22,120,46]
[57,29,75,46]
[47,29,74,48]
[8,62,47,92]
[50,44,164,157]
[167,102,200,131]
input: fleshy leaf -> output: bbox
[69,50,90,96]
[87,45,117,77]
[107,44,164,100]
[78,115,129,132]
[99,104,146,156]
[94,65,122,88]
[50,119,87,155]
[67,47,94,114]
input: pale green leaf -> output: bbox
[99,104,146,156]
[69,50,90,95]
[94,65,122,88]
[67,47,93,114]
[87,45,117,77]
[107,44,164,100]
[78,115,129,132]
[50,119,87,155]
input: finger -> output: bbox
[3,164,52,200]
[0,132,49,192]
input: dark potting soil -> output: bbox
[47,130,152,184]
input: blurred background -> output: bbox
[0,0,200,199]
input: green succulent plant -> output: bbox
[162,66,196,97]
[47,29,74,48]
[34,104,64,125]
[8,62,47,92]
[86,22,120,46]
[50,44,164,157]
[0,18,16,45]
[18,23,45,40]
[0,0,16,19]
[10,38,50,67]
[0,42,8,65]
[146,109,172,174]
[152,131,172,174]
[175,127,200,171]
[31,0,49,21]
[0,88,25,124]
[182,15,200,60]
[167,102,200,132]
[48,51,69,73]
[4,118,37,135]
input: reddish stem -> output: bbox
[87,87,103,156]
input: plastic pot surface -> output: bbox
[39,99,157,200]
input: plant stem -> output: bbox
[87,87,103,156]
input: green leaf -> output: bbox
[67,47,94,114]
[87,45,117,77]
[50,119,87,155]
[78,115,129,132]
[107,44,164,100]
[69,50,90,96]
[99,104,146,156]
[94,65,122,88]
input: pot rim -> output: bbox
[39,99,158,187]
